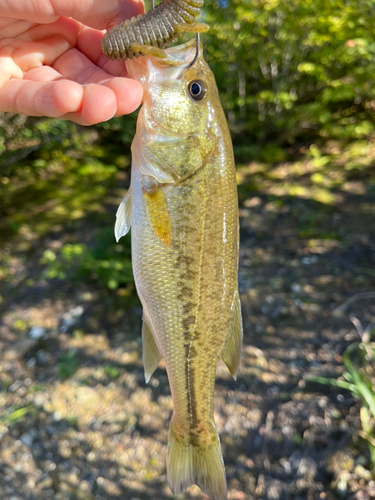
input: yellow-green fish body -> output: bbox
[115,38,242,500]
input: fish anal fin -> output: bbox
[220,291,243,380]
[142,317,162,383]
[115,190,132,242]
[143,185,172,247]
[167,418,227,500]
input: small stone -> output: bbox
[337,478,347,495]
[45,461,57,472]
[36,349,50,364]
[20,432,33,447]
[355,455,368,466]
[0,424,8,439]
[9,382,20,394]
[96,477,122,496]
[37,474,53,489]
[60,306,84,332]
[27,357,36,368]
[354,464,372,480]
[291,283,302,293]
[60,447,71,458]
[78,480,92,492]
[29,326,46,339]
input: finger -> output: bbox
[0,0,144,28]
[104,78,143,116]
[76,27,129,76]
[62,84,117,125]
[15,17,81,46]
[53,48,142,115]
[53,48,113,84]
[52,0,146,29]
[11,35,73,72]
[26,63,143,117]
[24,66,64,83]
[0,78,84,117]
[0,46,23,88]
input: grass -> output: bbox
[58,351,81,379]
[0,405,36,425]
[309,316,375,468]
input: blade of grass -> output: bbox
[307,375,359,394]
[343,347,375,418]
[0,405,35,424]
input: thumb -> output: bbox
[52,0,145,29]
[0,0,145,30]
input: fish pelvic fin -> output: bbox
[167,418,227,500]
[115,191,132,242]
[142,316,162,383]
[220,291,243,380]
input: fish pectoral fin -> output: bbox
[142,316,162,383]
[220,291,243,380]
[143,185,172,247]
[115,190,132,242]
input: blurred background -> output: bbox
[1,0,375,498]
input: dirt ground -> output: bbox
[1,158,375,500]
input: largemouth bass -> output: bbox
[115,38,242,500]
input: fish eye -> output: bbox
[188,80,206,101]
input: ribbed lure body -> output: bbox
[101,0,208,60]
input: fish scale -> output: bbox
[115,38,242,500]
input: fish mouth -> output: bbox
[126,38,199,82]
[163,38,197,62]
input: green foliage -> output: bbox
[41,227,133,290]
[58,351,81,379]
[103,364,121,380]
[309,322,375,467]
[0,405,36,424]
[0,112,136,292]
[203,0,375,146]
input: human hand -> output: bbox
[0,0,145,125]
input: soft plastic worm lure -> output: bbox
[101,0,209,60]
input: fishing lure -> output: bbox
[101,0,209,60]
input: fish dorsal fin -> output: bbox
[115,191,132,242]
[220,291,243,380]
[142,316,162,383]
[143,184,172,247]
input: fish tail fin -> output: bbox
[167,417,227,500]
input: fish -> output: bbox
[114,37,242,500]
[101,0,209,60]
